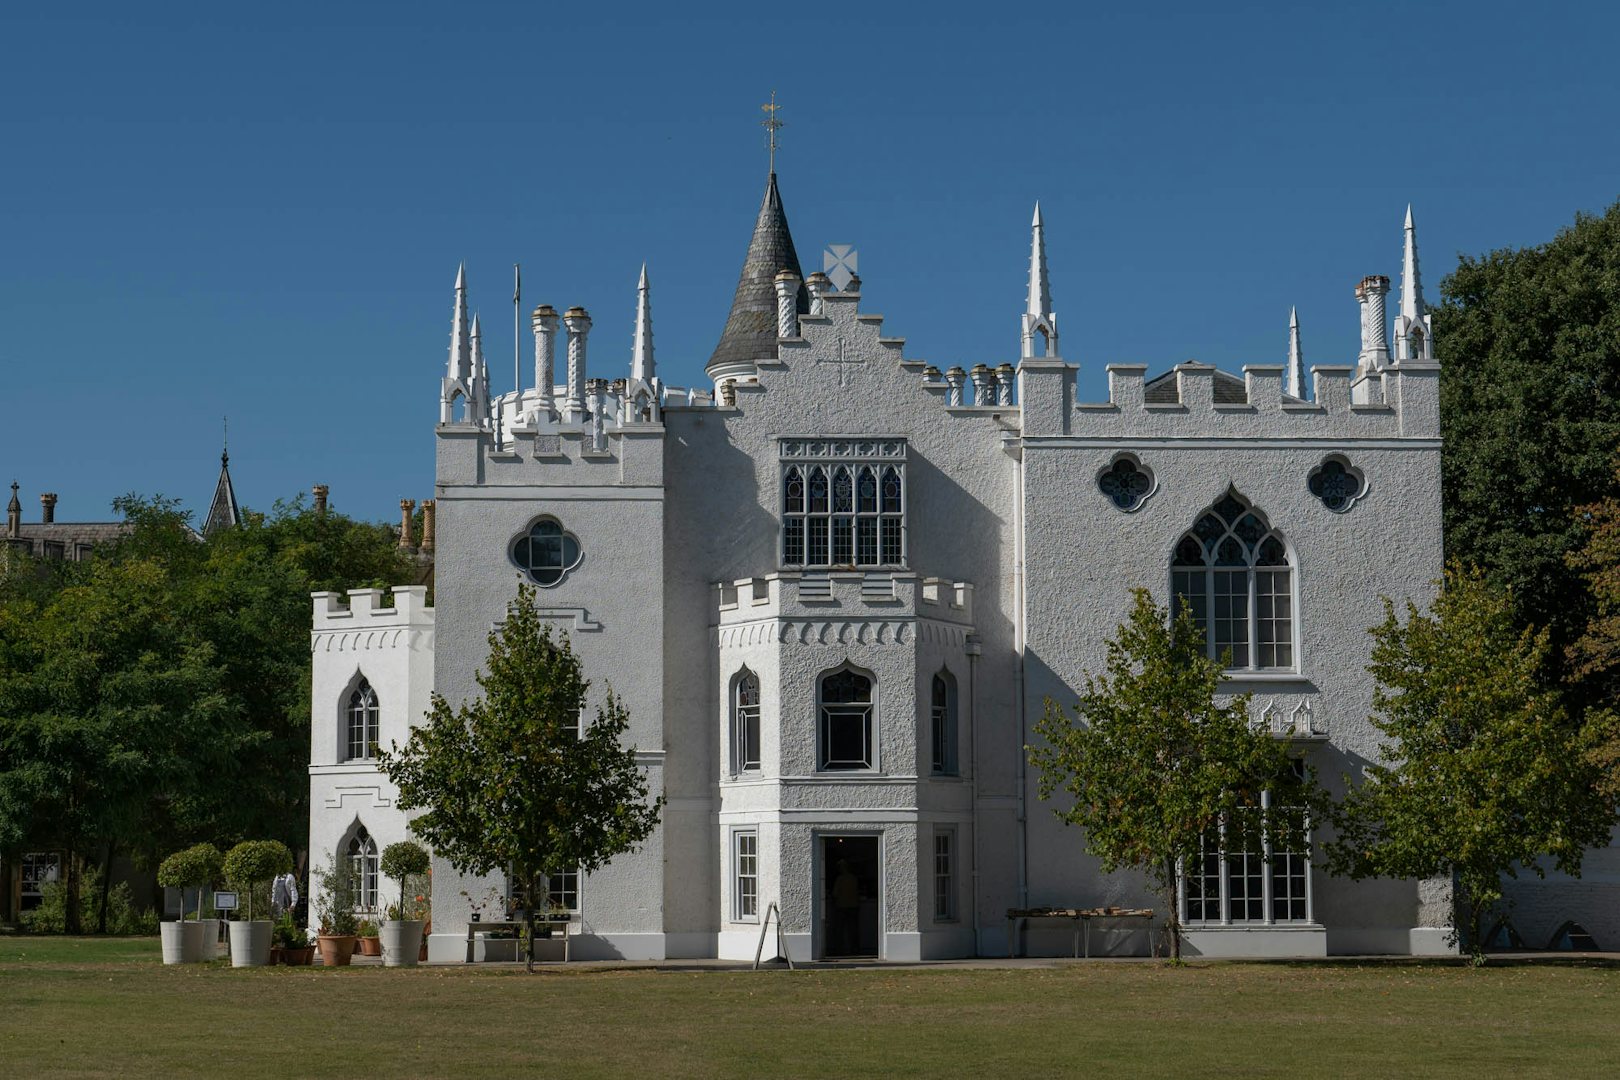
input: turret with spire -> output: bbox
[203,441,241,538]
[1021,202,1058,359]
[1287,307,1307,400]
[1394,205,1433,362]
[440,264,475,424]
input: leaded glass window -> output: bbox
[511,517,582,586]
[930,670,958,776]
[779,440,906,569]
[347,826,379,912]
[1307,456,1366,513]
[733,668,761,773]
[819,669,875,770]
[1098,456,1156,512]
[1171,492,1295,671]
[345,679,379,761]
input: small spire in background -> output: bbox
[1287,307,1306,400]
[1021,202,1058,358]
[631,263,656,384]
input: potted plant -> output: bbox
[312,852,360,967]
[274,913,316,966]
[355,919,382,956]
[222,840,294,968]
[379,840,431,967]
[156,843,222,965]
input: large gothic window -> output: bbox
[732,668,761,774]
[345,679,379,761]
[347,826,379,912]
[779,439,906,569]
[1171,491,1295,671]
[818,668,875,771]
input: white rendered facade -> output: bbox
[310,180,1491,960]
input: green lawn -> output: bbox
[0,937,1615,1077]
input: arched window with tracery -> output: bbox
[345,678,379,761]
[347,825,379,912]
[818,668,875,771]
[778,440,907,569]
[1171,491,1294,671]
[930,669,958,776]
[732,668,761,774]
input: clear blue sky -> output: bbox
[2,1,1616,525]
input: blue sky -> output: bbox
[2,1,1616,525]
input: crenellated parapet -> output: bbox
[310,586,434,653]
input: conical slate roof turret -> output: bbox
[706,172,808,380]
[203,449,241,537]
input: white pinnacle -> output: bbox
[1027,201,1052,318]
[631,263,655,384]
[448,263,472,382]
[1287,306,1306,400]
[1400,204,1425,322]
[471,311,490,420]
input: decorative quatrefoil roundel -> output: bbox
[1097,454,1157,512]
[511,517,582,586]
[1308,456,1367,513]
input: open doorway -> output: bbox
[820,835,880,959]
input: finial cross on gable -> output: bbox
[817,335,864,388]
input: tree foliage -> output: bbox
[1435,199,1620,680]
[379,583,662,970]
[1326,566,1616,956]
[1028,589,1322,959]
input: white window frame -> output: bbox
[346,826,379,912]
[733,830,759,923]
[933,829,957,922]
[732,668,762,775]
[817,666,877,772]
[545,868,580,915]
[1170,491,1298,674]
[344,678,379,762]
[778,438,908,570]
[1180,787,1313,927]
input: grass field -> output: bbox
[2,937,1616,1077]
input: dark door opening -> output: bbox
[821,835,880,959]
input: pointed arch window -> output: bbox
[732,668,761,774]
[347,826,379,912]
[818,668,875,771]
[345,679,379,761]
[778,439,906,569]
[930,670,959,776]
[1171,492,1295,671]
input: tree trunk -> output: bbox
[526,906,536,974]
[64,848,82,936]
[96,842,116,934]
[1165,856,1181,962]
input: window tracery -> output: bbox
[1171,491,1295,671]
[1097,455,1156,512]
[511,517,583,586]
[780,440,905,569]
[345,679,379,761]
[819,668,875,770]
[1307,456,1367,513]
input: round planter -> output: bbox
[282,945,316,966]
[160,920,208,965]
[317,934,357,967]
[356,936,382,956]
[381,920,425,968]
[228,920,273,967]
[269,945,284,966]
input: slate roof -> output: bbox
[203,452,241,537]
[706,172,809,375]
[1143,364,1249,405]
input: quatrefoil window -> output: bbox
[512,517,582,586]
[1097,455,1157,512]
[1308,456,1367,513]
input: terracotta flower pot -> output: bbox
[357,936,382,956]
[269,945,284,965]
[317,934,357,967]
[283,945,316,966]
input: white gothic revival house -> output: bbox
[310,174,1468,961]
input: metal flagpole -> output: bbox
[513,263,522,394]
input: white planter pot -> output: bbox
[381,920,425,967]
[473,934,519,962]
[197,918,225,958]
[160,920,208,964]
[228,920,273,967]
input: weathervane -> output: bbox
[761,91,783,173]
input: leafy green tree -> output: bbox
[1435,200,1620,681]
[1567,462,1620,802]
[380,583,662,971]
[1326,566,1616,957]
[1028,589,1322,960]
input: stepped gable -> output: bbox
[706,172,809,377]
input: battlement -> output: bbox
[312,585,434,632]
[715,571,975,626]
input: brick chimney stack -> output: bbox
[40,492,57,524]
[399,499,416,549]
[313,484,329,516]
[420,499,436,552]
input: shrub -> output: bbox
[273,912,309,950]
[222,841,293,920]
[155,844,223,921]
[356,919,379,939]
[379,841,430,920]
[312,852,359,936]
[19,866,157,935]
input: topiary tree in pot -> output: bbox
[378,840,431,967]
[222,840,294,967]
[312,851,360,967]
[155,843,223,964]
